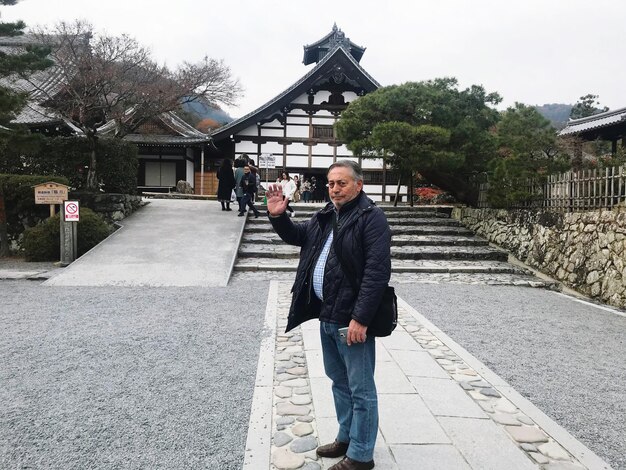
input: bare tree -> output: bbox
[24,20,242,190]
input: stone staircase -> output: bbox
[233,205,556,288]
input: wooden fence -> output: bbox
[478,165,626,211]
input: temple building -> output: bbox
[559,107,626,154]
[209,25,404,201]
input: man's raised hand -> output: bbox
[266,184,289,216]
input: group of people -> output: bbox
[216,156,261,217]
[217,156,327,217]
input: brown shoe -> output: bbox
[328,456,375,470]
[316,440,349,458]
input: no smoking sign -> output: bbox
[64,201,80,222]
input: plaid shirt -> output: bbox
[313,231,334,301]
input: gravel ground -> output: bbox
[0,279,271,470]
[396,283,626,470]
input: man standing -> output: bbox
[266,160,391,470]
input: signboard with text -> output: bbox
[63,201,80,222]
[33,182,69,205]
[259,153,275,169]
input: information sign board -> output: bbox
[33,182,69,205]
[259,153,276,169]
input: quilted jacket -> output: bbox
[269,191,391,332]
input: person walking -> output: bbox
[234,158,246,213]
[293,175,301,202]
[280,171,297,217]
[266,160,391,470]
[301,178,312,203]
[239,165,261,217]
[216,159,235,211]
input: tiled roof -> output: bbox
[303,24,365,65]
[98,111,210,143]
[559,107,626,136]
[122,134,210,145]
[0,34,68,126]
[211,44,379,140]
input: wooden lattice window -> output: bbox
[312,125,334,139]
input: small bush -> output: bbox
[22,207,111,261]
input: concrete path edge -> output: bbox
[243,281,278,469]
[398,297,613,470]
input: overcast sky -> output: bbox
[2,0,624,118]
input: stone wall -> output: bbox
[452,206,626,309]
[72,192,144,224]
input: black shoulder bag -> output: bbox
[332,214,397,337]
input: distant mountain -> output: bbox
[179,99,234,132]
[535,103,573,130]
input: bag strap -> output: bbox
[332,212,359,294]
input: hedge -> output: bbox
[22,207,111,261]
[0,135,139,194]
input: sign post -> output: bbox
[61,201,80,265]
[259,154,275,204]
[33,182,75,264]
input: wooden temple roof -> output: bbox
[211,44,379,141]
[98,111,210,147]
[302,24,365,65]
[559,107,626,140]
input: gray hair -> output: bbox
[328,160,363,182]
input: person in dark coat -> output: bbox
[266,160,391,470]
[239,165,261,217]
[216,159,236,211]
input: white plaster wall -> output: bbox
[260,128,283,137]
[287,116,309,125]
[236,141,257,154]
[312,156,334,168]
[343,91,358,103]
[312,144,334,156]
[313,110,333,118]
[274,155,285,167]
[335,144,352,157]
[286,125,309,138]
[260,142,283,154]
[314,90,331,104]
[286,156,309,167]
[287,142,309,155]
[362,158,384,169]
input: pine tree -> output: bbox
[0,0,52,256]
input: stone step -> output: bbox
[233,258,525,274]
[245,217,459,227]
[247,209,452,220]
[255,204,453,213]
[244,224,473,236]
[241,233,489,247]
[231,270,558,289]
[238,244,508,261]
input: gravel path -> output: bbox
[0,279,270,470]
[396,283,626,470]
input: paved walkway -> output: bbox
[44,199,244,287]
[245,281,612,470]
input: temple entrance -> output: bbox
[300,170,328,203]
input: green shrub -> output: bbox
[22,207,111,261]
[0,136,139,194]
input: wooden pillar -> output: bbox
[612,139,618,155]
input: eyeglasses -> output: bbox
[326,180,350,189]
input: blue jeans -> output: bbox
[320,321,378,462]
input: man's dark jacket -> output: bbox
[269,191,391,333]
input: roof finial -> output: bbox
[332,22,338,32]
